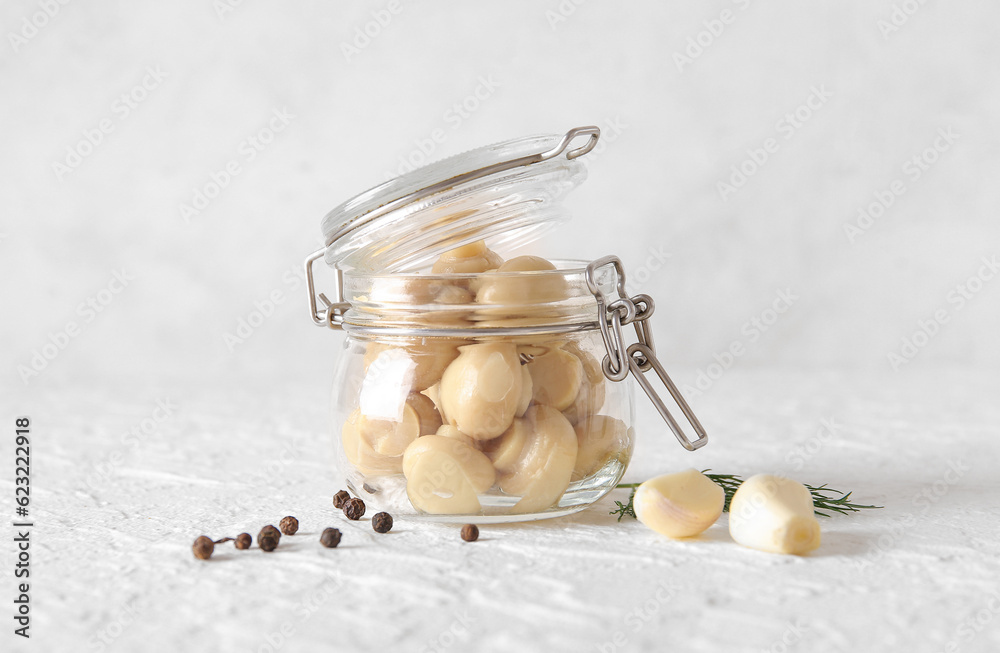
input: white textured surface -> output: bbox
[3,0,1000,388]
[4,1,1000,651]
[4,368,1000,653]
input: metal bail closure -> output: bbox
[585,256,709,452]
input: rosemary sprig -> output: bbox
[611,471,881,521]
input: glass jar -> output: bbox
[304,127,707,522]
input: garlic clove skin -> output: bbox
[633,469,725,538]
[728,474,822,555]
[439,342,523,440]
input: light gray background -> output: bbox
[2,2,999,653]
[3,0,998,389]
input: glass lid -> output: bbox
[320,126,600,273]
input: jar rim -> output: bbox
[339,258,615,335]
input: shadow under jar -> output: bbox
[304,126,708,523]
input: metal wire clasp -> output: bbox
[305,248,349,329]
[585,256,708,452]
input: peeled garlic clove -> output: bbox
[497,406,578,514]
[572,415,630,481]
[364,339,463,391]
[356,404,420,457]
[403,435,495,492]
[421,383,445,420]
[481,416,531,473]
[728,474,821,555]
[369,276,472,306]
[633,469,725,538]
[476,255,569,306]
[405,451,481,514]
[431,240,504,274]
[406,392,442,436]
[516,365,533,417]
[561,343,607,425]
[439,342,522,440]
[341,410,403,475]
[435,424,475,447]
[526,348,583,411]
[403,435,496,514]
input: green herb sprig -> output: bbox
[611,471,881,522]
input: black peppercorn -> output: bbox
[343,497,366,521]
[279,516,299,536]
[333,490,350,509]
[259,533,279,552]
[192,535,214,559]
[235,533,252,550]
[461,524,479,542]
[320,527,342,548]
[258,525,280,551]
[372,512,393,533]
